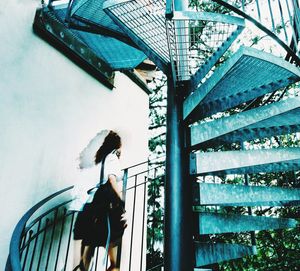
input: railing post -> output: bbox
[116,167,128,268]
[164,69,194,271]
[5,256,12,271]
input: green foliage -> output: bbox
[218,225,300,271]
[216,135,300,270]
[147,73,167,269]
[189,0,231,13]
[147,175,164,268]
[146,249,163,270]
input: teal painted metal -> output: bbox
[193,183,300,206]
[166,0,174,18]
[33,9,115,88]
[188,77,297,123]
[56,1,147,71]
[64,0,139,49]
[170,12,245,81]
[104,0,246,81]
[196,212,298,234]
[194,242,255,267]
[190,148,300,176]
[190,97,300,148]
[189,25,244,92]
[212,0,300,65]
[103,0,169,73]
[68,0,90,17]
[37,4,147,73]
[173,11,245,25]
[183,46,300,122]
[164,74,194,271]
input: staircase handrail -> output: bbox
[6,185,74,271]
[6,156,165,271]
[212,0,300,65]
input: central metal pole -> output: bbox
[164,1,193,269]
[164,71,194,271]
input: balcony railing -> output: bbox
[6,159,165,271]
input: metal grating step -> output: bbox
[50,4,147,70]
[194,242,256,267]
[193,183,300,207]
[104,0,169,73]
[103,0,245,80]
[190,97,300,149]
[65,0,126,36]
[195,212,297,235]
[183,46,300,122]
[190,147,300,176]
[189,24,244,91]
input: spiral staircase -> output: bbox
[7,0,300,270]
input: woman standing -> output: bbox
[73,131,127,271]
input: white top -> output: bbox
[99,151,122,185]
[69,151,122,211]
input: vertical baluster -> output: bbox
[94,246,99,271]
[292,0,300,46]
[278,0,289,43]
[242,0,245,12]
[29,220,42,270]
[54,208,67,270]
[116,167,129,267]
[122,168,129,201]
[37,218,49,270]
[292,0,300,21]
[151,168,158,255]
[20,228,27,259]
[105,248,109,270]
[45,209,59,270]
[140,176,148,271]
[285,0,299,53]
[255,0,261,21]
[128,175,138,270]
[268,0,276,32]
[21,230,33,271]
[63,211,75,271]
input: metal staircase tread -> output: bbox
[104,0,247,80]
[190,25,245,91]
[103,0,170,73]
[190,97,300,148]
[194,242,256,267]
[190,147,300,176]
[195,212,297,235]
[183,46,300,122]
[193,183,300,207]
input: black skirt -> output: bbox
[73,182,126,247]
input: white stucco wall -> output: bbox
[0,0,149,269]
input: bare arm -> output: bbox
[108,174,122,200]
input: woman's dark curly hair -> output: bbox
[95,131,121,165]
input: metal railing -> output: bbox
[211,0,300,64]
[6,186,75,271]
[6,158,166,271]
